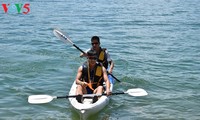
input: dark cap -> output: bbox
[87,50,97,59]
[91,36,100,43]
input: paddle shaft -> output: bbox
[56,96,67,99]
[102,92,124,96]
[72,44,86,54]
[111,92,125,95]
[107,73,121,82]
[57,95,77,99]
[57,92,125,99]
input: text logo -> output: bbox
[2,3,30,14]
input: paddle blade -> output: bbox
[53,28,73,44]
[126,88,148,96]
[28,95,56,104]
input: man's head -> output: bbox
[91,36,100,51]
[87,50,97,64]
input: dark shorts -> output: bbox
[86,87,93,94]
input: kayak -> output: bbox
[28,75,148,120]
[68,75,114,119]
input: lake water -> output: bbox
[0,0,200,120]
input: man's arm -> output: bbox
[75,66,87,87]
[80,49,90,57]
[108,60,114,73]
[102,66,111,95]
[106,50,114,73]
[80,53,87,57]
[75,66,83,85]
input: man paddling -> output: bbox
[80,36,114,74]
[76,50,111,103]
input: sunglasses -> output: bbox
[91,42,99,45]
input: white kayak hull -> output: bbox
[68,77,114,119]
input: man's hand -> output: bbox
[106,89,112,96]
[81,81,88,87]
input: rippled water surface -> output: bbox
[0,0,200,120]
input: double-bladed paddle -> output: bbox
[28,88,148,104]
